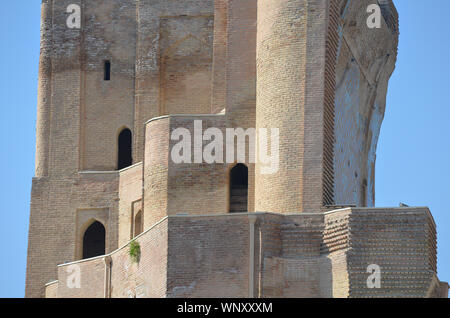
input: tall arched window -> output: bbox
[229,164,248,213]
[118,128,132,170]
[83,221,106,259]
[134,210,143,237]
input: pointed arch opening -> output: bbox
[118,128,132,170]
[229,164,248,213]
[82,221,106,259]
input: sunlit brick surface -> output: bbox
[28,0,447,298]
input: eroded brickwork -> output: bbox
[49,208,446,298]
[28,0,447,298]
[333,0,398,207]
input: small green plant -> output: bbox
[129,240,141,263]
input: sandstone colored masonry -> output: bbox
[27,0,448,298]
[52,208,444,298]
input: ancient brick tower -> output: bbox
[27,0,448,298]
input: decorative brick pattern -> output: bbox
[49,208,446,298]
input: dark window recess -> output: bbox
[134,211,143,237]
[104,61,111,81]
[362,179,368,207]
[229,164,248,213]
[118,128,132,170]
[83,221,106,259]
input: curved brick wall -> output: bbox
[143,117,170,228]
[144,115,232,227]
[255,0,331,213]
[255,0,308,213]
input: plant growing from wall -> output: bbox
[129,240,141,264]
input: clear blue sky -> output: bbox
[0,1,448,298]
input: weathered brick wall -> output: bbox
[110,218,168,298]
[346,208,437,297]
[258,213,284,296]
[256,0,308,213]
[54,214,253,298]
[262,214,325,297]
[166,215,251,297]
[81,0,137,171]
[322,210,351,297]
[118,163,143,246]
[301,0,329,212]
[321,250,349,297]
[143,118,170,228]
[77,0,216,171]
[31,0,445,299]
[211,0,228,114]
[225,0,256,129]
[255,0,399,211]
[133,0,215,163]
[28,0,135,297]
[321,207,441,298]
[333,0,399,207]
[35,0,52,178]
[49,208,443,298]
[56,218,168,298]
[160,16,214,115]
[255,0,331,213]
[167,115,229,216]
[322,0,340,206]
[58,257,105,298]
[44,281,58,298]
[26,171,120,298]
[47,0,83,177]
[144,114,257,221]
[224,0,257,213]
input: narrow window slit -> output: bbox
[104,61,111,81]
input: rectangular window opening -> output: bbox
[104,61,111,81]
